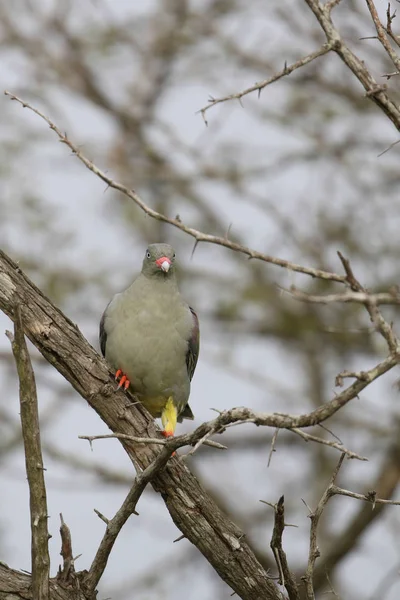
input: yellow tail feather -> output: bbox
[161,397,177,436]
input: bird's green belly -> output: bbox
[141,394,170,418]
[105,318,190,415]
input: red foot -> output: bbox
[115,369,130,390]
[161,430,174,438]
[161,430,176,456]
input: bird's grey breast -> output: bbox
[104,278,193,397]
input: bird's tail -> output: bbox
[161,397,177,437]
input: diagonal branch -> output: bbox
[84,444,175,595]
[3,90,346,285]
[0,251,280,600]
[337,251,398,352]
[199,44,332,123]
[304,0,400,131]
[6,304,50,600]
[365,0,400,73]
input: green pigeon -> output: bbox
[99,243,199,436]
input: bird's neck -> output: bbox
[134,272,180,295]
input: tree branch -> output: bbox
[269,496,299,600]
[3,90,346,285]
[337,251,398,352]
[199,44,332,123]
[0,249,280,599]
[365,0,400,73]
[84,444,177,595]
[6,304,50,600]
[286,287,400,306]
[311,441,400,592]
[304,0,400,131]
[303,454,345,600]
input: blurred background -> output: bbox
[1,0,400,598]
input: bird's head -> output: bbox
[142,243,176,278]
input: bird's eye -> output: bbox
[146,251,151,259]
[173,253,176,260]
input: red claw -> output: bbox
[115,369,130,390]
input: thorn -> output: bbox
[191,239,199,259]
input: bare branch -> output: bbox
[83,443,175,596]
[365,0,400,73]
[0,248,281,600]
[269,496,300,600]
[337,251,399,352]
[6,304,50,600]
[312,442,400,591]
[79,432,227,452]
[3,90,346,285]
[330,485,400,506]
[286,287,400,306]
[304,0,400,131]
[199,44,332,123]
[58,514,76,586]
[386,3,400,48]
[303,454,345,600]
[290,428,367,461]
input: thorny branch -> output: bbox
[286,287,400,306]
[269,496,299,600]
[80,424,367,461]
[83,443,175,595]
[4,91,346,285]
[365,0,400,73]
[337,251,399,352]
[78,432,227,452]
[0,248,281,600]
[6,305,50,600]
[303,0,400,131]
[199,44,332,123]
[303,454,345,600]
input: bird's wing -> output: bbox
[186,306,199,381]
[99,305,109,357]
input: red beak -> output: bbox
[155,256,171,272]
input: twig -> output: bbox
[285,286,400,306]
[337,251,399,353]
[58,514,75,584]
[4,91,347,285]
[199,44,332,123]
[78,350,398,460]
[335,370,371,387]
[79,433,227,451]
[330,485,400,506]
[268,429,280,467]
[270,496,300,600]
[386,3,400,48]
[290,428,367,461]
[6,305,50,600]
[83,443,175,595]
[365,0,400,72]
[303,0,400,132]
[302,454,345,600]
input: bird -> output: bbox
[99,243,199,437]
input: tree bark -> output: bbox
[0,249,281,600]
